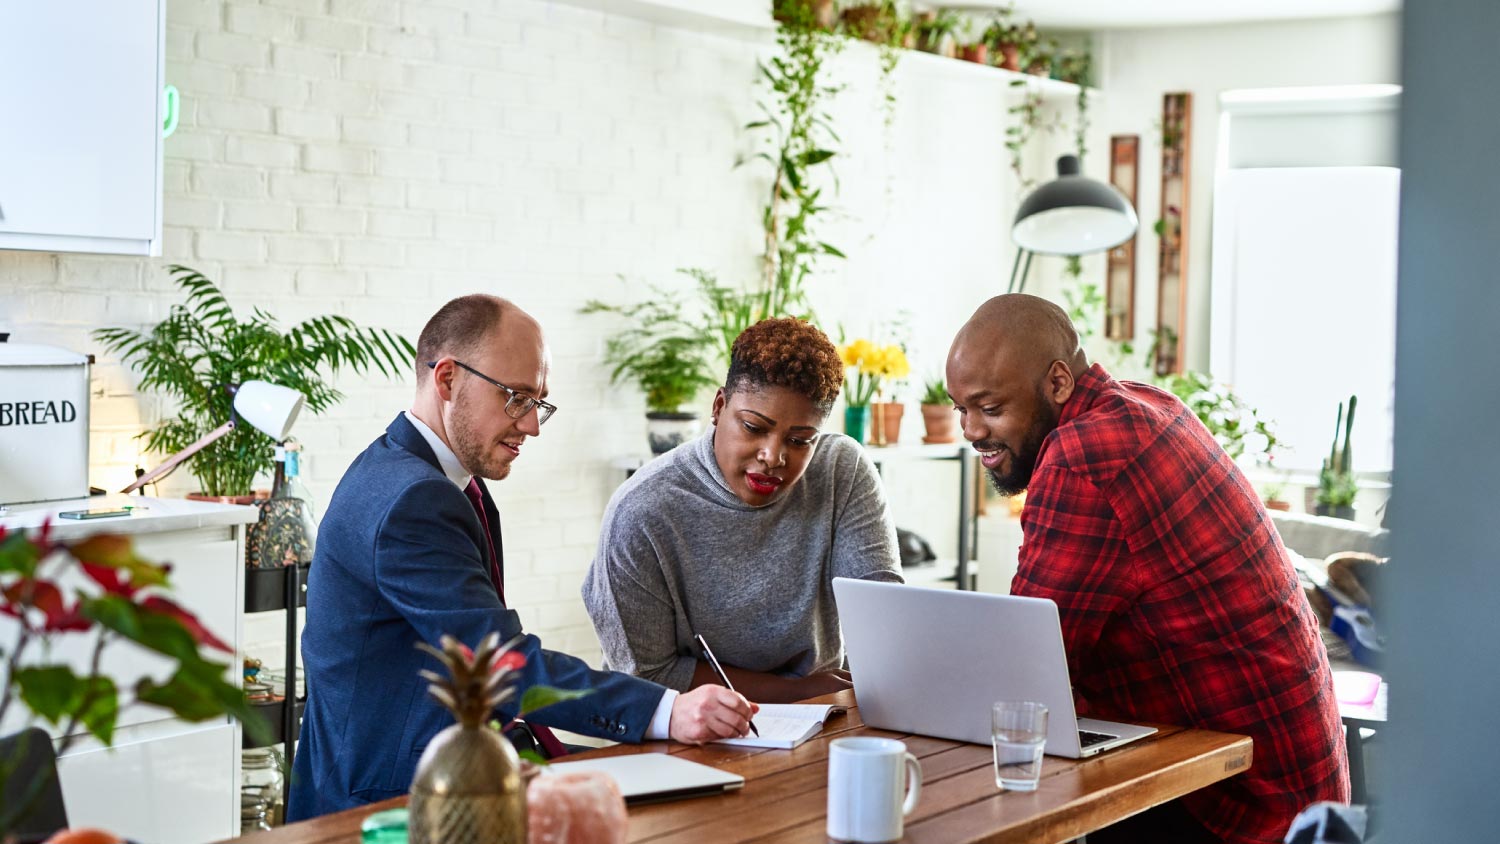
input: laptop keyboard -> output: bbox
[1078,729,1119,748]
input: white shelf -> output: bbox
[0,493,260,537]
[550,0,773,36]
[893,44,1090,100]
[548,0,1089,102]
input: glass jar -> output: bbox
[241,747,286,830]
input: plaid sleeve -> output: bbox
[1012,462,1136,715]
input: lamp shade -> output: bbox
[1011,155,1139,256]
[233,380,305,441]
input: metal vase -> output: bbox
[408,723,526,844]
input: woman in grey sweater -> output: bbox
[582,318,904,704]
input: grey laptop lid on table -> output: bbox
[546,752,744,805]
[833,577,1156,759]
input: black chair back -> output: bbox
[0,727,70,843]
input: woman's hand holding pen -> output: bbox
[670,686,759,744]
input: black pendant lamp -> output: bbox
[1007,154,1139,293]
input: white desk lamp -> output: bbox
[122,380,306,494]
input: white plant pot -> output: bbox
[646,412,700,455]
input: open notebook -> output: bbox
[715,703,847,750]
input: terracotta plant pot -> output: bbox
[812,0,835,30]
[869,402,904,446]
[997,43,1020,72]
[773,0,835,30]
[839,6,889,43]
[186,491,266,505]
[920,404,957,444]
[1264,499,1292,512]
[960,43,989,65]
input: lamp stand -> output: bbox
[121,420,237,494]
[1007,249,1036,294]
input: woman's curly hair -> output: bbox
[725,317,843,413]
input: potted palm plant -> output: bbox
[583,281,720,455]
[94,265,415,500]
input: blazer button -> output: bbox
[615,724,627,735]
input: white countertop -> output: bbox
[0,494,260,539]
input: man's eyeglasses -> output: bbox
[427,360,557,426]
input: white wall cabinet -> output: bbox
[0,0,164,255]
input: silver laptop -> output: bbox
[546,752,744,805]
[833,577,1157,758]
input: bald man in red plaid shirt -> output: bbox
[947,295,1348,843]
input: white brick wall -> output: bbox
[0,0,1076,669]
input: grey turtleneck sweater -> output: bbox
[582,429,903,691]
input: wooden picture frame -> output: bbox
[1106,135,1140,340]
[1155,92,1192,376]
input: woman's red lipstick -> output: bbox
[746,473,783,496]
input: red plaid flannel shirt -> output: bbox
[1014,365,1349,843]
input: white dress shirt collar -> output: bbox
[403,410,471,491]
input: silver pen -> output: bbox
[694,633,759,737]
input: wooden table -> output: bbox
[225,690,1251,844]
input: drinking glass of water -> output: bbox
[992,701,1048,791]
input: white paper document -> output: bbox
[714,703,847,750]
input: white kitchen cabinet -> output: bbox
[56,722,240,844]
[0,496,258,842]
[0,0,165,255]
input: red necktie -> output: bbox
[464,479,568,758]
[464,478,504,604]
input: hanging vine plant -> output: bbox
[741,4,846,319]
[1005,79,1051,193]
[1059,41,1095,164]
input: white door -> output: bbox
[0,0,161,251]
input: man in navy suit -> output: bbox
[288,295,755,819]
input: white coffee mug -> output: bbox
[826,736,923,843]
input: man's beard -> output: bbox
[449,387,512,481]
[984,394,1058,497]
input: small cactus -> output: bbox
[1317,395,1359,511]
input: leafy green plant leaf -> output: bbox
[137,664,272,746]
[14,665,81,723]
[518,685,593,717]
[0,531,41,576]
[14,667,118,745]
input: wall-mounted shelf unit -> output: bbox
[1154,92,1192,375]
[1105,135,1140,340]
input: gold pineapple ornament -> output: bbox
[408,632,528,844]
